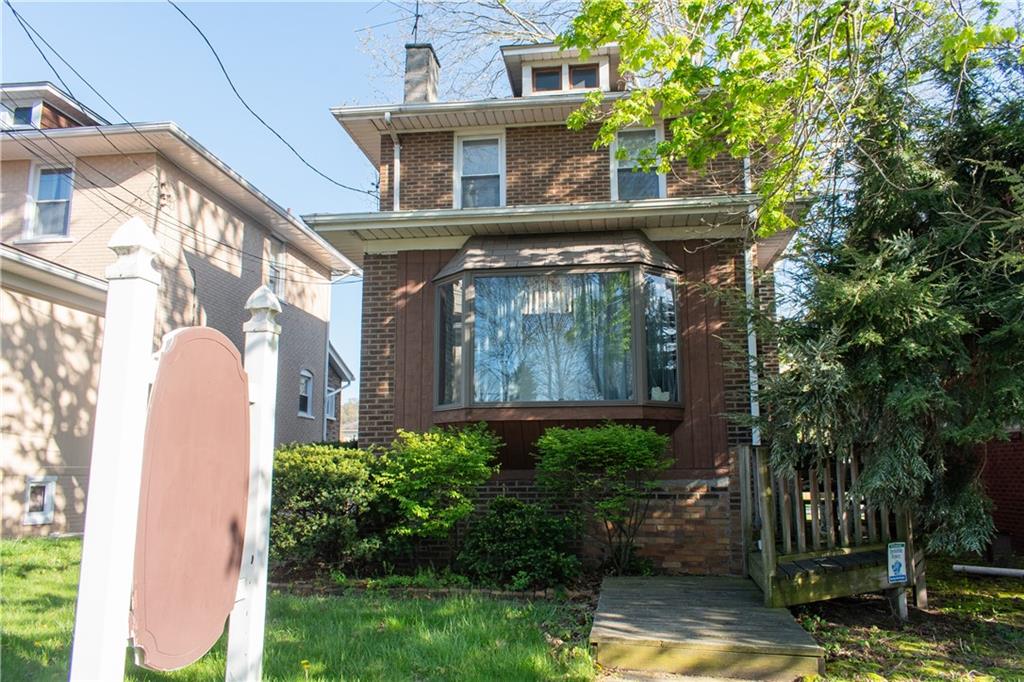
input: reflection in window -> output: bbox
[473,272,633,403]
[570,64,599,89]
[616,130,660,200]
[32,167,73,237]
[644,273,678,402]
[459,138,501,208]
[437,279,464,405]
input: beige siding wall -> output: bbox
[1,288,104,537]
[0,151,334,536]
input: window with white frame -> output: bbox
[23,476,56,525]
[267,237,285,300]
[325,389,338,421]
[299,370,314,417]
[612,129,665,201]
[455,135,503,209]
[27,166,73,238]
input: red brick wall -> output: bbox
[358,253,398,446]
[981,433,1024,552]
[506,124,610,205]
[381,124,747,211]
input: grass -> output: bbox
[1,537,595,681]
[795,558,1024,681]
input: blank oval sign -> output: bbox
[131,327,250,671]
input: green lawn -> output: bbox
[796,558,1024,681]
[1,537,595,681]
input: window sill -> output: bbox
[13,236,73,245]
[434,403,685,423]
[298,413,316,420]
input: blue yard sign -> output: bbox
[888,542,908,584]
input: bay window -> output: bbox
[437,265,679,408]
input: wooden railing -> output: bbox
[737,445,926,611]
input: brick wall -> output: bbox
[380,132,453,211]
[381,124,748,212]
[506,124,609,205]
[981,433,1024,552]
[358,252,398,446]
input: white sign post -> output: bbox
[225,285,282,682]
[69,218,161,682]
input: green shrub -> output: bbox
[535,422,671,575]
[374,423,501,546]
[270,443,377,565]
[458,496,580,590]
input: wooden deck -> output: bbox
[590,576,824,681]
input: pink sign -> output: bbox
[130,327,250,671]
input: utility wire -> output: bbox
[165,0,378,199]
[5,126,361,286]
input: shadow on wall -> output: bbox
[1,291,103,537]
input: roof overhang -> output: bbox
[1,244,108,315]
[328,343,355,384]
[1,122,359,277]
[331,91,625,167]
[304,194,770,268]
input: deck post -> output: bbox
[755,447,777,606]
[738,446,753,575]
[886,587,909,621]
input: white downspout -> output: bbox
[743,157,761,446]
[384,111,400,211]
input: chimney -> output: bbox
[403,43,440,103]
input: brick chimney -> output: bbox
[403,43,439,103]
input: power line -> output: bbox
[165,0,378,199]
[4,126,362,286]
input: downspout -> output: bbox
[743,157,761,447]
[383,112,400,211]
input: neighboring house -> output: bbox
[324,343,354,442]
[305,44,793,575]
[1,82,359,537]
[980,426,1024,553]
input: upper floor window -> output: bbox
[299,370,314,417]
[612,128,665,201]
[325,389,338,421]
[27,166,73,239]
[455,135,504,209]
[267,238,285,300]
[532,67,562,92]
[569,64,599,89]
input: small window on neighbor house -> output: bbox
[299,370,314,417]
[532,67,562,92]
[569,64,599,89]
[458,137,502,208]
[267,238,285,300]
[615,130,662,201]
[23,476,56,525]
[29,167,73,238]
[13,106,34,126]
[325,390,338,421]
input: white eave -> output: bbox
[1,122,359,277]
[332,91,626,167]
[304,195,763,268]
[1,244,108,315]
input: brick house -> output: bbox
[305,44,792,575]
[1,82,359,537]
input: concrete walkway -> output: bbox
[590,576,824,681]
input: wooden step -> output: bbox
[590,576,824,681]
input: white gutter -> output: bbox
[743,157,762,447]
[383,111,400,211]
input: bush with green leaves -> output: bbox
[373,423,501,550]
[536,422,671,575]
[458,496,580,590]
[270,443,377,565]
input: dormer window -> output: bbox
[532,67,562,92]
[570,64,599,89]
[13,107,34,126]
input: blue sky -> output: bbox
[2,1,420,398]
